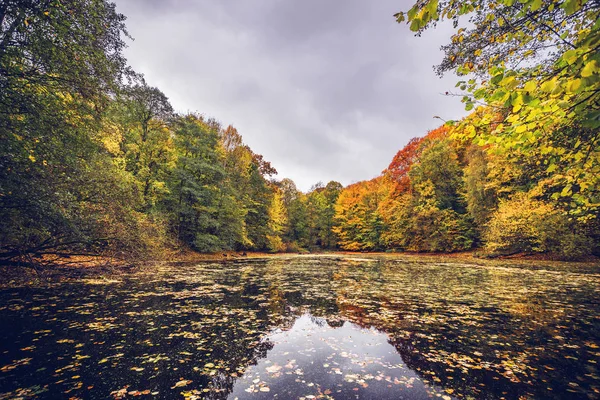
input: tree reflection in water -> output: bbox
[229,313,447,399]
[0,255,598,399]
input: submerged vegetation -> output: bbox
[0,0,598,262]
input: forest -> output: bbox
[1,0,599,264]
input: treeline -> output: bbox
[332,122,599,259]
[383,0,600,259]
[1,1,598,263]
[0,0,342,263]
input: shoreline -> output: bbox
[0,250,598,290]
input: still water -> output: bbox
[0,255,599,399]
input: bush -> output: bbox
[484,193,593,259]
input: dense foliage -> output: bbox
[384,0,600,257]
[332,122,598,257]
[0,0,340,263]
[1,0,597,263]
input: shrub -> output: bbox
[484,193,593,259]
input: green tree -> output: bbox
[306,181,343,249]
[219,125,279,250]
[164,115,226,252]
[277,179,309,250]
[0,0,130,109]
[114,82,174,209]
[0,0,145,261]
[409,139,466,213]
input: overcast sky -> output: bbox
[113,0,467,192]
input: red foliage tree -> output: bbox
[384,125,448,194]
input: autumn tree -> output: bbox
[396,0,600,218]
[385,126,448,195]
[266,188,288,252]
[385,138,475,252]
[333,179,386,251]
[462,146,497,231]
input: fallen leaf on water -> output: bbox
[171,379,192,389]
[266,365,281,373]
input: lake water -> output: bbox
[1,255,599,399]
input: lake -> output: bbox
[1,255,599,399]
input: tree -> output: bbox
[409,138,466,213]
[277,178,309,249]
[1,0,130,112]
[0,0,142,262]
[164,115,226,252]
[396,0,600,218]
[385,126,448,194]
[380,138,475,252]
[315,181,344,249]
[115,82,174,209]
[266,188,288,252]
[462,146,497,231]
[484,193,593,259]
[305,182,344,250]
[333,178,385,251]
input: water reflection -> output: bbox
[0,255,598,399]
[229,314,448,399]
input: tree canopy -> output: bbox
[396,0,600,219]
[1,0,597,264]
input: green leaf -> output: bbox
[566,78,583,93]
[407,6,418,20]
[427,0,439,15]
[562,49,579,65]
[562,0,581,15]
[529,0,543,11]
[410,19,421,31]
[491,74,504,85]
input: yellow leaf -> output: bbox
[567,78,582,93]
[523,80,536,93]
[515,125,527,134]
[581,60,597,78]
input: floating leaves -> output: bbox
[0,358,32,372]
[0,256,599,399]
[171,379,192,389]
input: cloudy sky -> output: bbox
[113,0,467,192]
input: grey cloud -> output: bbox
[114,0,467,191]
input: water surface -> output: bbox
[0,255,599,399]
